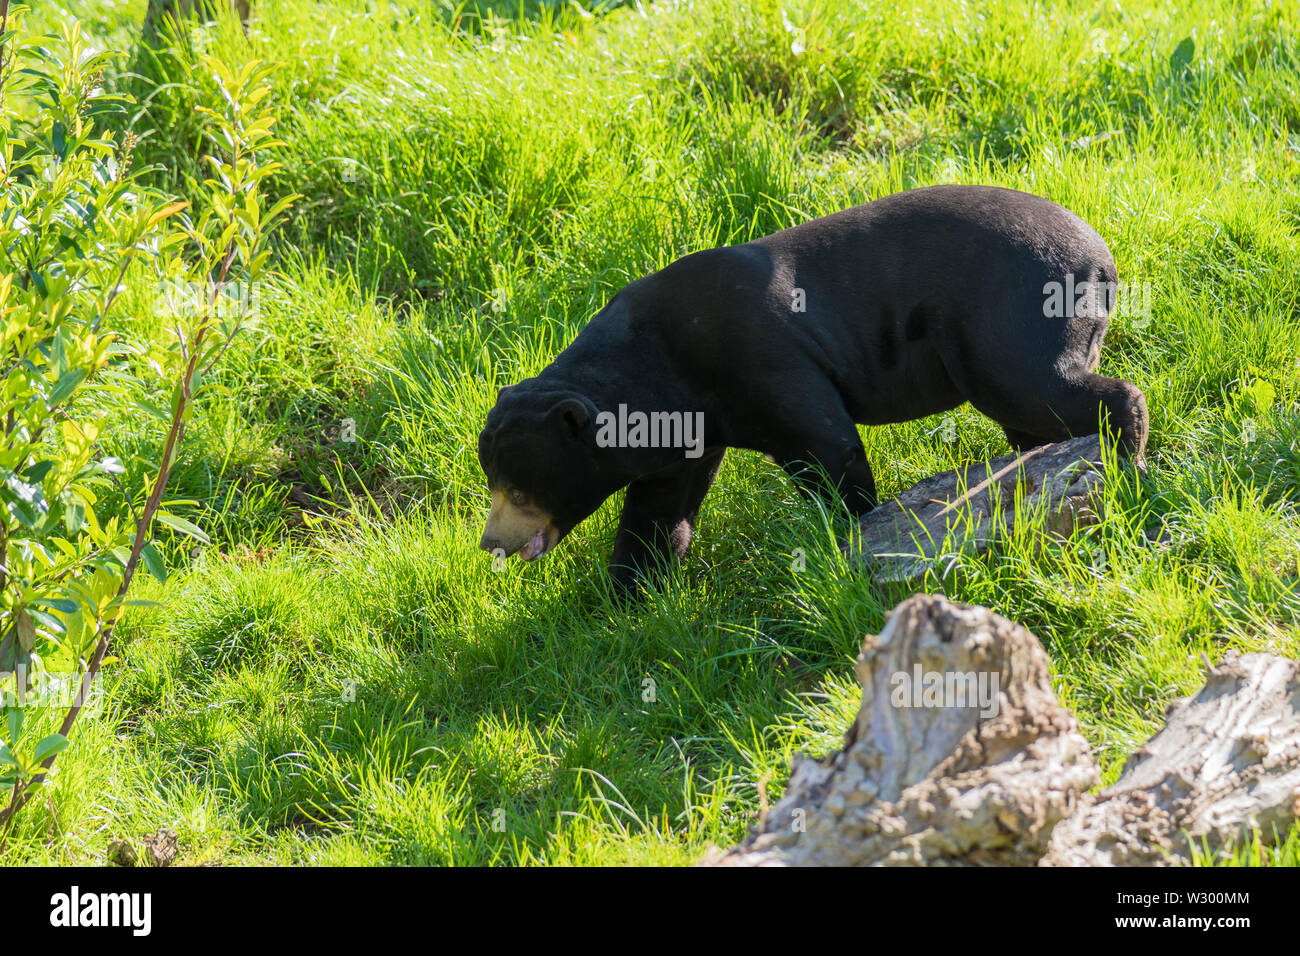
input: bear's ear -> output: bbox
[548,397,592,439]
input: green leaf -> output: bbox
[22,460,55,484]
[1241,378,1277,414]
[3,471,50,528]
[48,368,87,406]
[56,235,86,259]
[7,708,23,745]
[26,607,67,635]
[140,540,167,583]
[63,502,85,535]
[155,511,210,544]
[1170,36,1195,75]
[34,733,69,763]
[31,596,79,614]
[0,610,38,673]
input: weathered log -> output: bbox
[1042,651,1300,866]
[847,435,1105,584]
[707,594,1300,867]
[706,594,1098,866]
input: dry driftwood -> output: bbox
[847,435,1105,584]
[707,594,1098,866]
[1042,651,1300,866]
[708,594,1300,867]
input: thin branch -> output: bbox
[0,338,203,837]
[0,0,13,100]
[0,232,232,840]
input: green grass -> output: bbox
[7,0,1300,864]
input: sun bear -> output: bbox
[477,184,1149,591]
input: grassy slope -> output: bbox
[8,0,1300,865]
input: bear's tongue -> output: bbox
[518,530,546,561]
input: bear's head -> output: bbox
[477,382,623,562]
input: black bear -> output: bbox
[477,184,1148,590]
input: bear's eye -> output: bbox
[509,488,527,506]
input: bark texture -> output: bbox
[1042,651,1300,866]
[848,435,1105,583]
[708,595,1300,867]
[708,594,1097,866]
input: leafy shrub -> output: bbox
[0,3,293,837]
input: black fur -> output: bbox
[478,185,1149,590]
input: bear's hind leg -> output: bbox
[989,372,1148,462]
[1080,372,1149,461]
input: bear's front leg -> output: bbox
[609,448,725,592]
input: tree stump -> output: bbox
[707,594,1098,866]
[707,594,1300,867]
